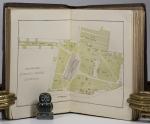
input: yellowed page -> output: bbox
[8,8,71,119]
[69,10,133,120]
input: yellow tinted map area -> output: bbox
[51,27,123,95]
[19,27,123,95]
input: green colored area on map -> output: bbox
[54,40,78,75]
[80,27,110,51]
[79,27,111,77]
[61,40,78,53]
[19,39,58,49]
[55,48,70,74]
[19,26,124,95]
[69,74,121,94]
[51,74,70,90]
[97,52,123,82]
[51,27,123,94]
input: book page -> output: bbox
[70,12,123,107]
[8,9,71,119]
[69,10,133,120]
[45,9,134,120]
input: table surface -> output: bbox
[0,113,149,124]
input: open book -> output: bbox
[4,3,146,120]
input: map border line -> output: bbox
[16,20,124,109]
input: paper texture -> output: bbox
[7,8,133,120]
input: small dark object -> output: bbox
[37,92,53,119]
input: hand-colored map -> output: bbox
[19,27,123,95]
[51,27,123,95]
